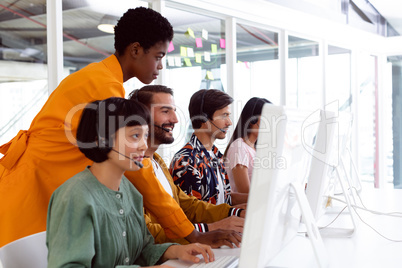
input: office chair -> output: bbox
[0,232,47,268]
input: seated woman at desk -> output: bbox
[224,97,271,193]
[46,97,214,267]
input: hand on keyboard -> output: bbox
[208,216,244,233]
[189,255,239,268]
[162,243,215,265]
[187,229,242,248]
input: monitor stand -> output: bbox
[290,182,329,268]
[339,149,362,198]
[318,166,357,238]
[334,148,362,197]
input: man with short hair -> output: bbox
[170,89,248,205]
[127,85,244,247]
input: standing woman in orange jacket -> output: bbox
[0,7,194,248]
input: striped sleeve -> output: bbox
[193,223,209,233]
[228,207,244,217]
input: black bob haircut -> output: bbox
[114,7,174,55]
[189,89,234,129]
[76,97,150,163]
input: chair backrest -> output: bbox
[0,232,47,268]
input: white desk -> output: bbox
[164,187,402,268]
[320,186,402,268]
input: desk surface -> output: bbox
[164,186,402,268]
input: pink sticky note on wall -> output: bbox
[168,41,174,52]
[220,39,226,48]
[196,38,203,48]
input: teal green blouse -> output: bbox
[46,167,174,267]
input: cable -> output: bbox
[351,204,402,243]
[297,205,348,235]
[352,186,402,216]
[318,206,348,230]
[327,195,402,242]
[351,186,367,208]
[330,195,402,218]
[349,186,402,217]
[300,190,402,242]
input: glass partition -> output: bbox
[326,46,351,111]
[287,36,321,110]
[0,1,152,148]
[357,53,376,183]
[62,0,149,95]
[0,1,48,146]
[163,7,227,158]
[235,23,279,106]
[387,56,402,188]
[326,46,352,180]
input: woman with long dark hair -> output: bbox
[224,97,271,193]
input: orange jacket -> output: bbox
[0,55,193,247]
[138,154,231,244]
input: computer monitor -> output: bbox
[305,110,357,237]
[305,109,337,220]
[331,112,362,195]
[239,104,327,268]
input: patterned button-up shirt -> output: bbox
[169,134,232,205]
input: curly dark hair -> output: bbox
[114,7,174,55]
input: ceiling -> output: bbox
[369,0,402,36]
[0,0,400,72]
[0,0,283,71]
[0,0,113,67]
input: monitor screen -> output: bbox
[305,111,359,221]
[239,104,319,268]
[305,109,338,220]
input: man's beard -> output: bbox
[154,124,174,145]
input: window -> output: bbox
[326,46,352,176]
[163,7,227,158]
[386,56,402,188]
[326,46,351,112]
[62,1,149,96]
[287,36,321,110]
[357,53,376,183]
[0,2,48,145]
[235,22,280,106]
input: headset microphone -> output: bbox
[199,90,209,123]
[111,149,144,168]
[198,90,226,134]
[208,120,227,133]
[154,124,171,133]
